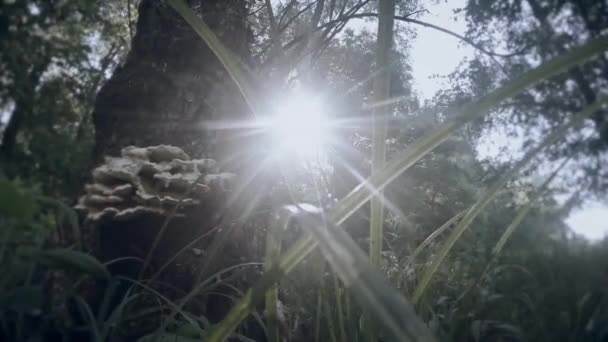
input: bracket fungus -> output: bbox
[77,145,235,226]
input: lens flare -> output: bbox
[268,92,330,159]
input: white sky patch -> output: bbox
[1,111,9,125]
[567,201,608,240]
[409,0,608,240]
[1,102,15,130]
[409,0,473,100]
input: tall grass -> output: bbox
[2,1,607,341]
[165,0,608,340]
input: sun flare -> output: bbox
[267,92,331,159]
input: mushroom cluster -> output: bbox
[76,145,235,225]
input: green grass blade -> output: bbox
[314,287,323,342]
[187,27,608,341]
[74,295,102,342]
[324,296,339,342]
[406,210,467,267]
[369,0,395,268]
[330,36,608,226]
[452,160,570,307]
[96,279,120,328]
[492,158,569,256]
[205,208,297,342]
[117,276,201,331]
[291,205,437,342]
[275,37,608,300]
[345,291,359,342]
[365,2,395,336]
[411,97,608,304]
[263,209,289,342]
[38,196,81,250]
[167,0,260,115]
[102,291,141,340]
[35,248,111,280]
[332,272,347,342]
[170,0,608,236]
[159,262,262,334]
[207,267,285,342]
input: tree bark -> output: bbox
[82,0,257,334]
[1,60,49,164]
[92,0,251,161]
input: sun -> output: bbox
[267,91,331,160]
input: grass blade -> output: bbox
[411,97,608,304]
[204,97,599,342]
[406,210,467,267]
[324,295,339,342]
[369,0,395,267]
[263,209,289,342]
[332,271,347,342]
[314,288,323,342]
[167,0,260,115]
[172,5,608,336]
[35,248,111,280]
[74,295,102,342]
[452,159,570,307]
[492,158,569,256]
[290,204,437,342]
[330,36,608,226]
[367,3,395,339]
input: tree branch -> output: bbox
[283,11,528,61]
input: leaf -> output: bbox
[0,179,37,220]
[175,321,205,338]
[36,248,110,279]
[38,196,81,248]
[0,285,44,314]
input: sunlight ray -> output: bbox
[362,95,410,110]
[334,154,404,222]
[225,154,276,211]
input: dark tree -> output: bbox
[460,0,608,192]
[93,0,251,159]
[76,1,260,335]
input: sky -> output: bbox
[408,0,608,240]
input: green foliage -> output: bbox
[2,1,608,342]
[34,249,111,280]
[0,180,96,340]
[0,0,127,199]
[413,97,608,304]
[459,0,608,192]
[0,179,37,220]
[170,1,608,340]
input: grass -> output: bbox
[1,1,608,341]
[165,1,608,340]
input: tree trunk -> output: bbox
[79,0,260,335]
[93,0,251,160]
[89,0,252,259]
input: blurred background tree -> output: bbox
[0,0,131,199]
